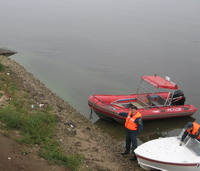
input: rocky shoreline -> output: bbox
[0,48,16,56]
[0,52,143,170]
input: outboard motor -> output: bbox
[171,90,186,105]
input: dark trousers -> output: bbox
[125,129,139,154]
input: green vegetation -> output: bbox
[0,62,83,170]
[0,63,4,72]
[0,108,57,144]
[39,144,83,170]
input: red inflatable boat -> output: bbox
[88,75,197,123]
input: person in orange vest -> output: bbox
[120,105,143,161]
[180,121,200,146]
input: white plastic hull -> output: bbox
[135,136,200,171]
[137,155,200,171]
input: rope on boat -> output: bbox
[89,95,101,120]
[89,107,93,120]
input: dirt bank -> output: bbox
[0,132,65,171]
[0,55,143,171]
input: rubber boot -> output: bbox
[120,151,130,155]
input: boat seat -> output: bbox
[137,95,150,107]
[113,102,143,109]
[130,102,143,109]
[149,95,166,106]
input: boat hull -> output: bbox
[92,108,124,123]
[136,155,200,171]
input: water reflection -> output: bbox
[94,119,125,141]
[139,117,195,142]
[94,116,195,143]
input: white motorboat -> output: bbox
[134,130,200,171]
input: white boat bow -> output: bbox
[134,130,200,171]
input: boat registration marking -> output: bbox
[167,108,182,112]
[152,108,182,113]
[152,110,160,113]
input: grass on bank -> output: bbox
[0,61,83,170]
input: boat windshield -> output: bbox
[178,129,200,156]
[136,79,173,107]
[186,138,200,156]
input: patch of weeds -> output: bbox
[39,142,83,171]
[0,108,22,129]
[16,133,35,144]
[23,92,31,99]
[42,105,53,112]
[0,85,4,91]
[9,97,24,111]
[67,154,84,171]
[21,112,57,144]
[39,141,68,165]
[0,107,57,144]
[0,63,4,72]
[0,92,4,97]
[0,74,5,81]
[9,83,19,93]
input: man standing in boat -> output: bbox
[120,104,143,161]
[180,121,200,146]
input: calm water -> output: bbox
[1,0,200,142]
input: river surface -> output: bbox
[1,0,200,143]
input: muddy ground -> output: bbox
[0,55,143,171]
[0,133,65,171]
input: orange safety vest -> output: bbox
[187,122,200,140]
[125,111,142,131]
